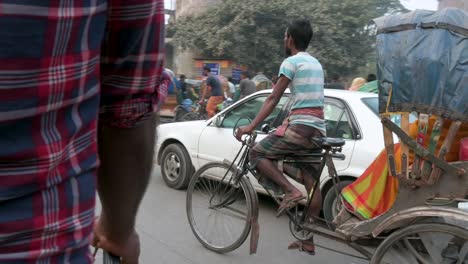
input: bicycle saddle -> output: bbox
[321,137,345,148]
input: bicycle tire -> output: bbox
[173,106,188,122]
[370,222,468,264]
[186,162,256,253]
[181,112,204,121]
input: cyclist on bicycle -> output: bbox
[235,19,325,255]
[199,67,224,118]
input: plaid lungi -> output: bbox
[249,124,323,190]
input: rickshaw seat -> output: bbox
[322,138,345,148]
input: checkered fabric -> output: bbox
[0,0,164,262]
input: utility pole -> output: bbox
[438,0,468,11]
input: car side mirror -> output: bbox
[214,115,224,127]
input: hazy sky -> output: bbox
[401,0,438,10]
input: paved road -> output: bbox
[98,166,370,264]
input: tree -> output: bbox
[171,0,406,78]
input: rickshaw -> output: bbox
[185,8,468,263]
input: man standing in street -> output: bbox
[0,0,164,263]
[200,66,224,118]
[179,74,188,99]
[236,19,325,255]
[326,73,345,90]
[239,71,257,99]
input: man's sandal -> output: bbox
[288,240,316,256]
[276,195,305,217]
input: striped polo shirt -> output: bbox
[278,52,326,135]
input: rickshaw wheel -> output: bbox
[288,209,314,241]
[370,222,468,264]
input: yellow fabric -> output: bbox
[342,117,468,219]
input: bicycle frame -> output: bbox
[211,132,343,229]
[202,132,373,260]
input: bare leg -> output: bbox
[256,158,303,200]
[304,173,322,220]
[284,164,320,254]
[283,163,322,219]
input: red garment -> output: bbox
[274,108,324,137]
[0,1,165,262]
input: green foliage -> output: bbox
[171,0,406,78]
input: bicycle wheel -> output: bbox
[186,162,255,253]
[371,222,468,264]
[173,106,188,122]
[181,112,204,121]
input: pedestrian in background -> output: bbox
[367,73,377,82]
[228,77,236,98]
[326,73,345,90]
[348,77,367,91]
[199,67,224,118]
[179,74,188,99]
[239,71,257,99]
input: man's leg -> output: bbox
[284,164,320,254]
[304,171,322,220]
[255,158,303,201]
[283,164,322,219]
[206,97,216,118]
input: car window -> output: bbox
[362,97,379,115]
[221,95,289,130]
[361,97,418,125]
[324,98,354,139]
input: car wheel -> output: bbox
[160,144,193,189]
[323,180,354,228]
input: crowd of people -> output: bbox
[324,73,378,92]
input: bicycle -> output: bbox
[180,102,208,121]
[185,120,349,254]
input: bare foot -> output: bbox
[93,217,141,264]
[283,188,303,201]
[288,240,315,255]
[277,189,305,217]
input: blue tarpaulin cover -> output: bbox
[374,8,468,121]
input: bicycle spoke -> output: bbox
[457,241,468,264]
[374,223,468,264]
[419,231,448,264]
[187,163,253,253]
[217,206,248,221]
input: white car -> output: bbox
[155,89,384,220]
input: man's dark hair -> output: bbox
[180,74,186,79]
[203,66,211,72]
[367,74,376,82]
[287,19,313,51]
[241,71,250,79]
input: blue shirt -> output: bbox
[206,75,222,96]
